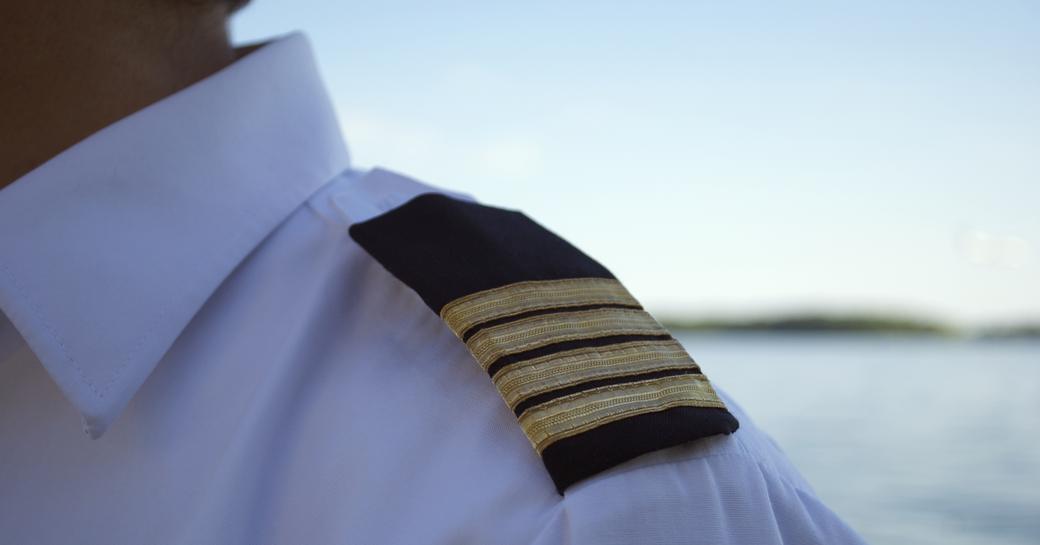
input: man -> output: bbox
[0,1,868,543]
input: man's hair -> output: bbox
[174,0,251,13]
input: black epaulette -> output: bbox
[346,170,739,494]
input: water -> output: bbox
[675,333,1040,545]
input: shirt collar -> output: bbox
[0,32,350,438]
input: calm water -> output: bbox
[675,333,1040,545]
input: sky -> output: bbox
[232,1,1039,327]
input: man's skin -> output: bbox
[0,0,247,190]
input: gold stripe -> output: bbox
[440,278,640,337]
[465,307,668,369]
[493,339,699,408]
[518,374,727,453]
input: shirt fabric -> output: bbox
[0,32,868,545]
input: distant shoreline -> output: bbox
[659,314,1040,340]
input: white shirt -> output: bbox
[0,32,867,544]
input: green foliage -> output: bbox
[662,313,956,336]
[662,313,1040,338]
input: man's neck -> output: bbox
[0,1,240,189]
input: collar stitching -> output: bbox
[0,261,103,397]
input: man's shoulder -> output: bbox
[244,167,866,542]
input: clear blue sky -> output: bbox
[232,1,1039,327]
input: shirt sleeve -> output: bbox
[529,386,869,545]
